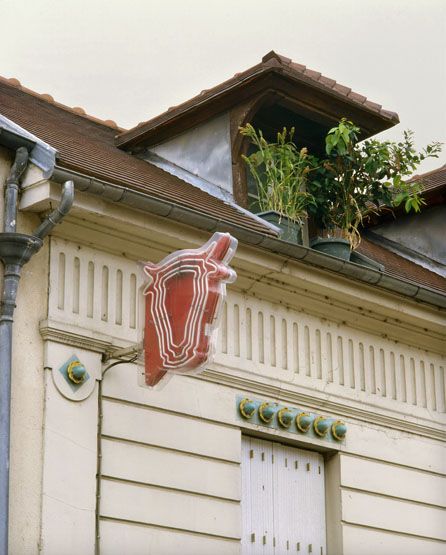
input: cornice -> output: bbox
[39,319,445,442]
[39,319,125,354]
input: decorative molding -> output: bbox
[52,354,96,401]
[200,367,446,442]
[26,184,443,346]
[39,319,445,441]
[39,319,446,441]
[39,319,125,354]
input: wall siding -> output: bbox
[44,238,446,555]
[99,520,240,555]
[99,396,242,552]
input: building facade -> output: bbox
[1,53,445,555]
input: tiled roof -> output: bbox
[0,77,276,237]
[412,164,446,194]
[0,75,123,131]
[117,50,399,148]
[365,163,446,228]
[262,52,397,120]
[0,73,444,295]
[358,238,446,293]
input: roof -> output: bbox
[358,238,446,292]
[0,70,444,297]
[0,76,275,237]
[365,164,446,227]
[0,76,123,131]
[413,164,446,196]
[116,51,399,149]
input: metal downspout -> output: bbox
[0,146,74,555]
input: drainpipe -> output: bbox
[0,146,74,555]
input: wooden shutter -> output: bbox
[242,437,326,554]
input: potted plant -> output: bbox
[307,119,442,260]
[239,124,315,243]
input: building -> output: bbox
[0,52,445,555]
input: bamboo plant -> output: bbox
[239,124,315,226]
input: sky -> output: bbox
[1,0,445,173]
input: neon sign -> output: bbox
[142,232,237,386]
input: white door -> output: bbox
[241,436,326,555]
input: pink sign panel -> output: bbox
[142,232,237,386]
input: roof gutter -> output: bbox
[52,166,446,309]
[0,115,57,178]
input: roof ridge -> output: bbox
[263,51,388,113]
[0,75,126,132]
[116,51,398,147]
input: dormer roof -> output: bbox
[116,51,399,149]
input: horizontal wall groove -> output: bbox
[102,395,240,431]
[99,516,241,542]
[100,434,240,466]
[342,521,446,544]
[341,452,446,478]
[341,485,446,510]
[100,475,241,503]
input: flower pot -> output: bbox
[350,250,384,271]
[310,237,351,261]
[257,211,302,244]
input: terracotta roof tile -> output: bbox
[411,164,446,193]
[7,78,21,87]
[318,75,336,88]
[262,51,291,65]
[305,68,322,80]
[332,83,352,96]
[116,51,399,148]
[0,78,276,237]
[358,238,446,293]
[363,99,382,112]
[0,75,123,131]
[289,61,307,72]
[347,91,367,104]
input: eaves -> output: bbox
[50,166,446,311]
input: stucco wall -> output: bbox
[37,228,445,555]
[9,183,446,555]
[0,147,49,555]
[99,367,445,555]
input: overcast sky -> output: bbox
[1,0,445,172]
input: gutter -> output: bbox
[52,166,446,309]
[0,141,73,555]
[0,115,57,178]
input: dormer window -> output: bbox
[116,51,398,229]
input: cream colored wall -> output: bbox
[99,362,446,555]
[15,181,446,554]
[0,148,49,555]
[334,453,446,555]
